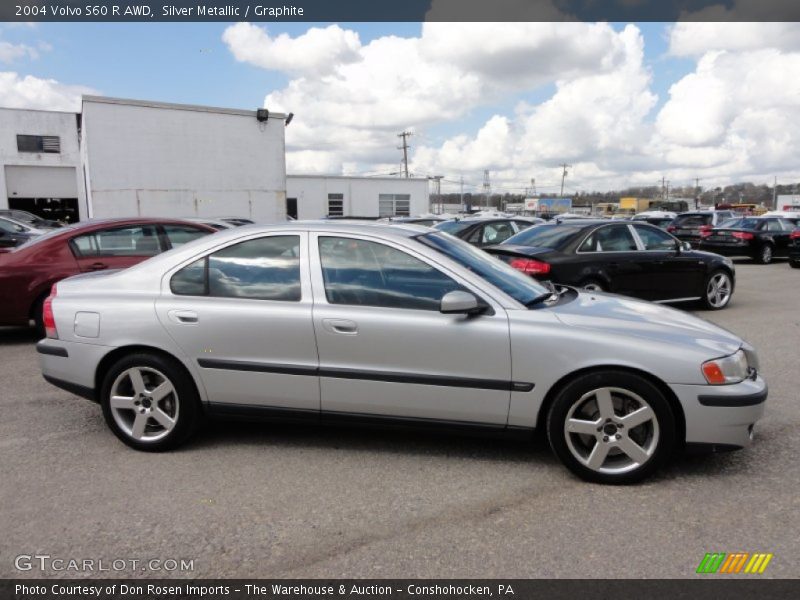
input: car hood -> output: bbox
[548,290,743,357]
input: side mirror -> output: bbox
[440,290,486,315]
[680,241,692,252]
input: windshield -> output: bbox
[419,232,549,305]
[433,220,472,234]
[504,224,583,249]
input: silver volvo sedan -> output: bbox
[36,222,767,484]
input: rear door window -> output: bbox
[580,225,637,252]
[170,235,301,301]
[71,225,162,257]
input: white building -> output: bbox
[0,107,86,222]
[776,195,800,211]
[82,96,288,222]
[286,175,429,220]
[1,97,431,224]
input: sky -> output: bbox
[1,20,799,196]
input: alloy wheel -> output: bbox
[706,272,732,308]
[761,245,773,264]
[582,282,604,292]
[563,387,660,475]
[109,367,179,442]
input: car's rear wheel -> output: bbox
[101,353,202,451]
[789,259,800,269]
[756,243,773,264]
[547,371,676,484]
[701,270,733,310]
[580,279,605,292]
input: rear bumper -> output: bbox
[37,338,108,402]
[669,376,767,449]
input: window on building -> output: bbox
[17,135,60,154]
[327,193,344,217]
[379,194,411,217]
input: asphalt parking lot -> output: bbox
[1,259,798,579]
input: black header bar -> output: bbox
[3,1,800,22]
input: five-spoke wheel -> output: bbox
[547,371,675,484]
[703,270,733,310]
[101,353,201,451]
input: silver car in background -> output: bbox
[37,222,767,484]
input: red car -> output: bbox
[0,217,215,334]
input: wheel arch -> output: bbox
[535,365,686,449]
[94,345,205,406]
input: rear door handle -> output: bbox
[168,310,199,324]
[88,262,108,271]
[322,318,358,335]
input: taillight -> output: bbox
[43,284,58,339]
[732,231,754,240]
[700,228,713,238]
[666,225,676,233]
[790,230,800,240]
[509,257,551,275]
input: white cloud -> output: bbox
[0,72,96,112]
[222,23,362,76]
[0,40,39,63]
[668,22,800,56]
[227,21,800,190]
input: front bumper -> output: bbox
[669,375,767,449]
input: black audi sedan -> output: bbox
[484,220,736,309]
[698,216,796,264]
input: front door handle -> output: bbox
[88,262,108,271]
[168,309,199,324]
[322,318,358,335]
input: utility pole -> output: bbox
[773,175,777,209]
[429,175,443,214]
[694,177,701,209]
[559,164,571,197]
[397,131,412,178]
[482,170,491,209]
[460,175,465,212]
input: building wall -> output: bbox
[82,96,287,221]
[287,175,429,219]
[776,195,800,211]
[0,107,87,220]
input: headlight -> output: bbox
[702,349,749,385]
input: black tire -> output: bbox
[700,269,734,311]
[100,352,202,451]
[32,295,46,339]
[579,278,605,292]
[756,243,773,264]
[790,259,800,269]
[546,370,676,484]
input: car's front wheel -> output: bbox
[101,353,202,451]
[790,259,800,269]
[701,270,733,310]
[546,371,676,484]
